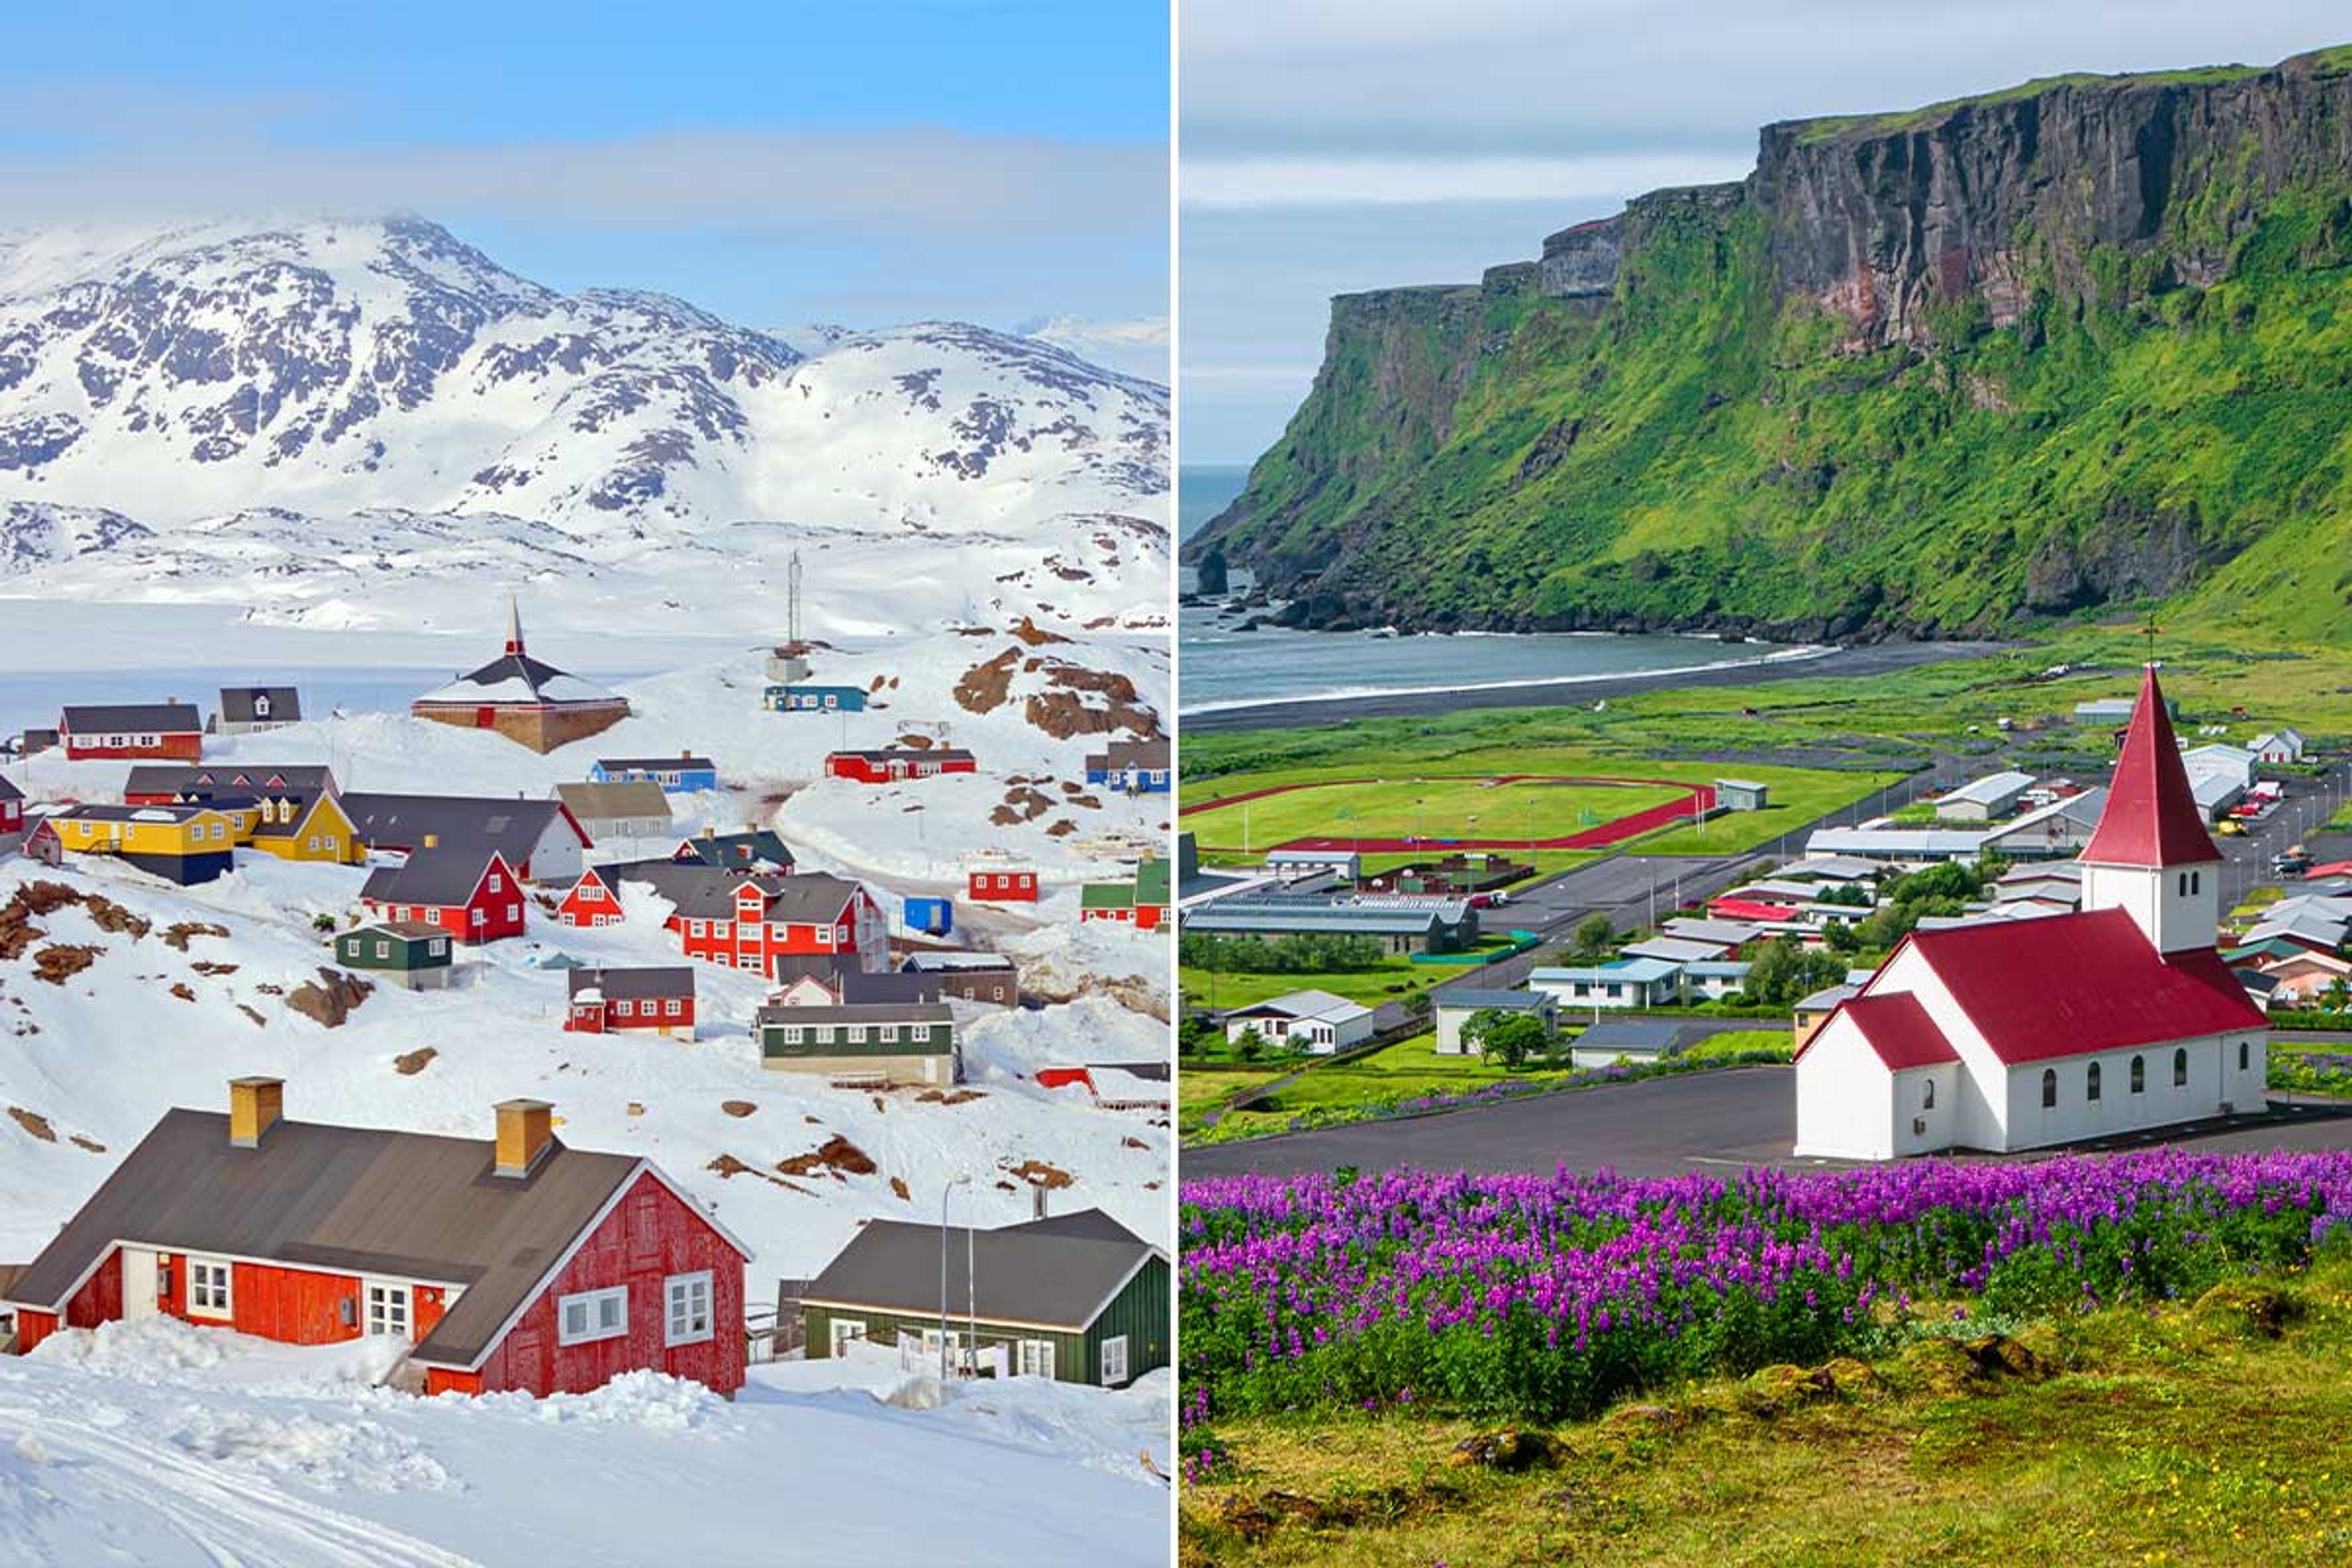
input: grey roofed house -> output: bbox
[1621,936,1728,965]
[361,846,505,907]
[608,863,861,925]
[833,747,978,766]
[59,703,203,734]
[343,792,587,863]
[215,687,302,729]
[125,764,338,798]
[1571,1018,1719,1056]
[0,1105,645,1372]
[567,965,695,1002]
[1660,918,1763,946]
[1436,988,1552,1014]
[673,828,795,872]
[755,1000,953,1031]
[801,1210,1159,1330]
[552,780,673,829]
[835,969,941,1006]
[599,755,716,774]
[1084,737,1172,771]
[899,949,1017,972]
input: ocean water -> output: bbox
[1175,465,1823,715]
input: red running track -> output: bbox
[1180,775,1716,852]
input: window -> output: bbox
[365,1282,412,1340]
[430,939,447,958]
[2041,1068,2057,1109]
[1017,1338,1055,1378]
[307,836,320,852]
[374,941,391,959]
[2174,1047,2190,1087]
[2130,1056,2146,1094]
[689,920,706,937]
[557,1286,629,1346]
[189,1258,232,1318]
[1099,1334,1128,1386]
[616,1000,634,1018]
[507,903,521,921]
[471,907,486,925]
[829,1319,867,1356]
[665,999,682,1017]
[664,1272,714,1346]
[2087,1063,2102,1101]
[2239,1040,2250,1071]
[1922,1079,1936,1110]
[489,874,505,892]
[781,1026,806,1044]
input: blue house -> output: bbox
[1082,738,1171,794]
[764,685,868,714]
[590,753,720,793]
[904,896,954,937]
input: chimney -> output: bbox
[494,1099,554,1177]
[703,826,716,840]
[228,1077,284,1147]
[423,832,440,850]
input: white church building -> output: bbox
[1795,668,2269,1160]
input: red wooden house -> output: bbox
[0,775,22,840]
[124,764,340,806]
[555,860,886,982]
[360,848,526,944]
[967,867,1040,903]
[1,1081,749,1399]
[824,748,977,784]
[59,703,204,762]
[566,967,696,1037]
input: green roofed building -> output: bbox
[1078,855,1170,931]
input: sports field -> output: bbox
[1180,775,1698,855]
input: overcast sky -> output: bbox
[1180,1,2351,464]
[0,0,1168,335]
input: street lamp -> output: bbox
[939,1175,972,1379]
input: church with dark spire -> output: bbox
[411,598,633,754]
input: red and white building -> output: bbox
[824,748,976,784]
[554,860,885,982]
[565,967,696,1037]
[59,703,204,762]
[967,867,1040,903]
[1795,668,2269,1159]
[360,849,527,944]
[1,1082,748,1399]
[0,776,22,842]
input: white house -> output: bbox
[1223,990,1376,1054]
[1934,770,2035,823]
[1795,668,2268,1161]
[1433,988,1558,1054]
[1530,957,1686,1010]
[2250,728,2306,765]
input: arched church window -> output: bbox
[2041,1068,2057,1109]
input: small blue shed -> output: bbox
[764,685,869,713]
[904,896,954,937]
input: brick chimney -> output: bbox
[228,1077,284,1147]
[494,1099,554,1177]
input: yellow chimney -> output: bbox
[228,1077,284,1147]
[494,1099,555,1177]
[423,832,440,850]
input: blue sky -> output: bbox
[0,0,1168,330]
[1182,1,2352,463]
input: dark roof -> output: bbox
[836,969,941,1006]
[361,847,505,908]
[600,756,715,772]
[756,1000,952,1028]
[1084,738,1170,770]
[552,781,673,822]
[0,776,21,804]
[1573,1018,1716,1054]
[125,764,337,797]
[60,704,202,734]
[673,830,794,871]
[1,1109,695,1369]
[802,1210,1157,1328]
[899,950,1017,973]
[568,966,696,1002]
[344,794,584,862]
[2081,668,2222,869]
[346,920,449,944]
[439,652,591,703]
[831,748,976,766]
[589,860,856,924]
[218,687,302,724]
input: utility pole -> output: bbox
[939,1174,971,1380]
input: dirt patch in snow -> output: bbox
[916,1088,986,1106]
[992,786,1054,825]
[722,1100,758,1118]
[286,968,374,1028]
[169,981,195,1002]
[776,1134,878,1180]
[394,1046,438,1076]
[1011,615,1070,647]
[32,944,98,984]
[190,960,239,976]
[80,897,150,939]
[1000,1158,1074,1191]
[708,1154,811,1193]
[890,1176,911,1201]
[953,648,1021,715]
[8,1106,56,1142]
[163,921,231,951]
[69,1134,104,1153]
[237,1004,267,1028]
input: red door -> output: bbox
[475,707,497,728]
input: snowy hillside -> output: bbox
[1021,315,1170,384]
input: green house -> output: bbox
[800,1209,1168,1385]
[334,921,454,990]
[752,998,960,1088]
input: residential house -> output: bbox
[2250,729,2308,765]
[553,781,673,844]
[566,967,696,1037]
[42,804,237,884]
[589,754,720,793]
[762,684,868,713]
[1682,960,1756,1000]
[1082,738,1172,794]
[1934,771,2035,823]
[800,1209,1166,1385]
[824,748,977,783]
[1221,990,1376,1054]
[214,687,302,736]
[1621,935,1732,966]
[333,923,455,991]
[343,793,592,886]
[1434,988,1558,1055]
[754,973,958,1087]
[59,703,204,762]
[1080,858,1172,931]
[899,949,1019,1007]
[1793,668,2267,1161]
[0,1081,749,1399]
[410,599,631,753]
[360,849,526,944]
[967,867,1039,903]
[1530,958,1685,1011]
[1659,918,1762,955]
[124,764,339,804]
[1034,1063,1170,1110]
[671,828,794,874]
[0,775,21,845]
[245,790,364,864]
[2258,948,2352,1005]
[560,862,886,983]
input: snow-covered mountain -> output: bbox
[0,218,1166,536]
[1020,315,1169,385]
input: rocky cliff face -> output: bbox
[1194,46,2352,640]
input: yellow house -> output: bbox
[44,806,237,885]
[246,791,363,864]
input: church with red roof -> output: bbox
[1794,667,2269,1159]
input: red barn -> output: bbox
[360,848,526,944]
[1,1081,749,1399]
[566,967,696,1037]
[59,703,204,762]
[824,748,977,784]
[967,867,1040,903]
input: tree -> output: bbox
[1468,1010,1553,1069]
[1403,990,1434,1023]
[1822,918,1860,955]
[1742,934,1847,1009]
[1569,912,1617,958]
[1233,1026,1266,1062]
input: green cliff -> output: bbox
[1189,46,2352,643]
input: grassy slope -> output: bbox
[1209,81,2352,644]
[1182,1258,2352,1566]
[1180,778,1688,855]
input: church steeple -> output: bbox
[504,596,526,658]
[2079,666,2222,954]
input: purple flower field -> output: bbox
[1180,1151,2352,1422]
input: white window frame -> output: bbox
[829,1318,867,1356]
[188,1256,234,1320]
[365,1280,414,1340]
[556,1284,630,1347]
[1099,1334,1128,1386]
[1017,1338,1056,1378]
[664,1270,714,1348]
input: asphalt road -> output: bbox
[2215,761,2352,908]
[1182,1067,2352,1181]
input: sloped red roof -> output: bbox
[1711,897,1802,922]
[2079,666,2222,869]
[1902,908,2264,1064]
[1796,990,1958,1070]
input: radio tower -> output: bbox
[785,550,806,654]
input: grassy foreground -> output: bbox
[1181,1258,2352,1567]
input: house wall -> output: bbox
[13,1249,122,1352]
[802,1254,1168,1385]
[1872,946,2008,1150]
[1085,1254,1170,1385]
[758,1044,958,1088]
[63,732,202,761]
[2081,860,2220,955]
[1793,1020,1897,1160]
[412,701,629,756]
[1998,1029,2266,1150]
[462,1172,746,1398]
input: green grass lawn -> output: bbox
[1179,959,1428,1013]
[1679,1026,1796,1062]
[1181,1256,2352,1566]
[1182,776,1689,855]
[1176,1068,1284,1135]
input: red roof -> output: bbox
[2306,861,2352,881]
[1900,908,2264,1064]
[1796,990,1958,1070]
[2079,666,2221,869]
[1711,897,1802,922]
